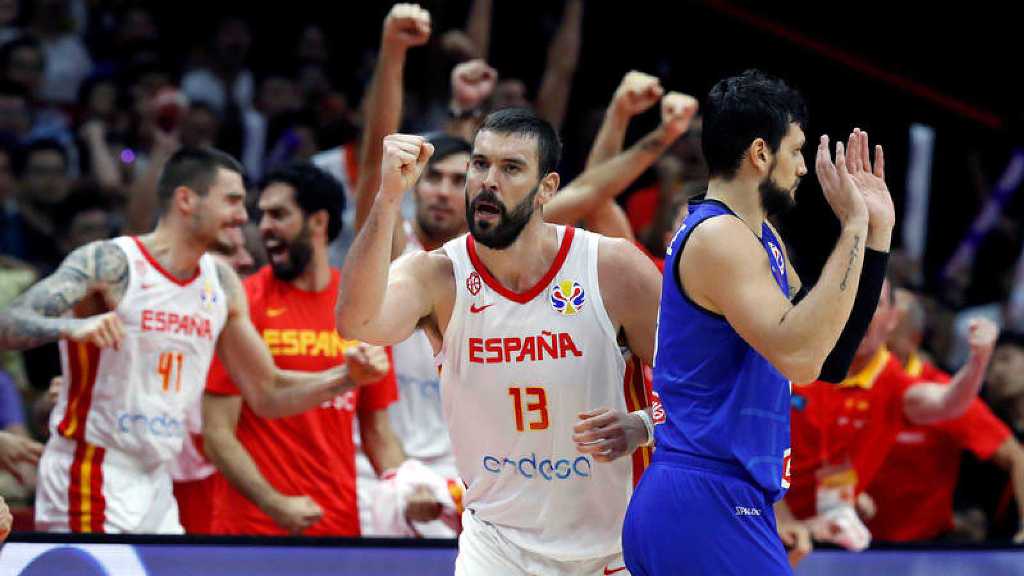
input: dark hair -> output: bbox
[997,331,1024,350]
[54,183,112,233]
[477,107,561,175]
[702,69,807,179]
[15,138,68,177]
[427,133,472,166]
[261,162,346,242]
[156,147,245,209]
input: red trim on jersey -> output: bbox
[624,354,653,487]
[466,227,575,304]
[68,442,106,533]
[58,341,101,440]
[132,237,201,286]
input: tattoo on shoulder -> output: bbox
[214,260,239,302]
[840,234,861,291]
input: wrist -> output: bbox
[841,217,869,235]
[865,223,893,252]
[631,409,655,448]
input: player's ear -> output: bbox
[174,186,198,216]
[310,209,329,239]
[536,172,561,207]
[749,138,772,175]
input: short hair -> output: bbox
[15,138,68,177]
[156,147,245,210]
[477,107,561,176]
[261,162,346,242]
[702,69,808,179]
[427,133,471,166]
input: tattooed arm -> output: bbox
[0,241,128,350]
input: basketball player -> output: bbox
[621,70,895,574]
[0,147,388,533]
[337,107,664,574]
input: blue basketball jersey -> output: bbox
[652,198,792,501]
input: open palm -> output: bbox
[845,129,895,231]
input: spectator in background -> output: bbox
[864,289,1024,543]
[25,0,93,106]
[787,280,999,550]
[1,36,45,102]
[0,371,41,499]
[957,333,1024,542]
[10,138,71,271]
[0,0,20,45]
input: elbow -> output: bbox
[775,352,823,385]
[334,301,367,341]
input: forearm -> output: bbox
[355,43,407,232]
[262,368,349,418]
[337,197,404,337]
[124,149,173,234]
[587,108,631,168]
[905,353,989,424]
[360,418,406,476]
[0,308,77,350]
[535,0,582,130]
[818,248,890,383]
[545,126,672,225]
[204,428,285,515]
[85,134,123,191]
[777,223,867,381]
[465,0,493,59]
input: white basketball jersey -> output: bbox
[388,221,454,476]
[441,226,629,561]
[51,237,228,469]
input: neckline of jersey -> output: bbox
[466,226,575,304]
[132,237,202,287]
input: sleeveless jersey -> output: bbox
[441,226,630,561]
[653,199,792,501]
[51,236,228,469]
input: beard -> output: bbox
[759,160,797,217]
[466,184,539,250]
[267,223,313,281]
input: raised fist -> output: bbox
[967,317,999,361]
[451,59,498,111]
[613,71,663,118]
[383,3,432,49]
[660,92,699,141]
[380,134,434,197]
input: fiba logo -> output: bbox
[550,280,585,316]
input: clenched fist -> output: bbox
[451,59,498,112]
[383,3,431,49]
[967,317,999,362]
[613,71,663,118]
[64,311,125,349]
[345,343,391,386]
[660,92,699,140]
[380,134,434,199]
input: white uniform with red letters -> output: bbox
[35,236,227,533]
[442,226,634,575]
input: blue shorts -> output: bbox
[622,453,792,576]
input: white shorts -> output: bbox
[456,509,629,576]
[35,435,181,534]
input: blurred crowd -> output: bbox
[1,0,1024,551]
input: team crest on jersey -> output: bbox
[199,279,218,311]
[550,279,585,316]
[467,271,482,295]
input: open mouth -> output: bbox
[263,238,288,263]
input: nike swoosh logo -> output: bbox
[604,567,626,575]
[469,303,493,314]
[140,283,155,290]
[266,308,287,317]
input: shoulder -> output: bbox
[596,235,655,271]
[682,215,763,269]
